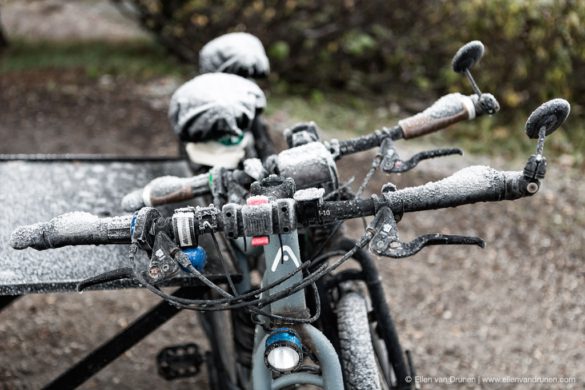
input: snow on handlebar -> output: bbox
[10,212,133,250]
[383,165,533,214]
[398,93,499,140]
[121,174,211,212]
[10,165,536,252]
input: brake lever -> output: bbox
[368,207,485,258]
[76,229,206,291]
[147,232,183,283]
[77,208,161,291]
[380,138,462,174]
[77,241,167,292]
[374,233,485,258]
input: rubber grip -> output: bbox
[398,93,475,139]
[10,212,132,250]
[143,174,210,207]
[384,165,529,214]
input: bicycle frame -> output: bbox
[250,229,344,389]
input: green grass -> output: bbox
[0,40,192,79]
[266,92,396,138]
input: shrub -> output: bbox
[114,0,585,158]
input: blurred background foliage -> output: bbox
[1,0,583,163]
[111,0,585,163]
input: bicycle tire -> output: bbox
[337,291,384,390]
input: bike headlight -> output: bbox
[264,328,303,373]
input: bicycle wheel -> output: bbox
[337,290,386,390]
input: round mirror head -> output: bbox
[525,98,570,139]
[452,40,485,73]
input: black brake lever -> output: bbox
[368,207,485,258]
[147,232,186,283]
[380,138,462,174]
[77,231,191,291]
[374,233,485,258]
[77,207,167,291]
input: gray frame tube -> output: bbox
[262,232,306,315]
[273,373,324,388]
[251,332,271,390]
[300,324,343,389]
[251,324,343,390]
[251,228,344,389]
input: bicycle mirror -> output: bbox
[452,40,485,73]
[525,98,570,139]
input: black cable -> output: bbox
[156,226,373,311]
[310,250,348,266]
[308,176,363,262]
[253,233,373,310]
[306,222,344,262]
[134,234,364,313]
[247,282,321,324]
[323,177,355,200]
[127,174,376,312]
[159,260,313,308]
[356,153,382,198]
[210,232,238,296]
[355,151,384,230]
[136,263,321,324]
[277,234,284,267]
[207,232,322,322]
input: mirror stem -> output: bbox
[536,126,546,156]
[464,69,482,96]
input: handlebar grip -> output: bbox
[122,174,210,211]
[398,93,476,139]
[121,189,147,212]
[385,165,531,213]
[10,212,133,250]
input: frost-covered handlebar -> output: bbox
[122,92,500,212]
[121,173,211,211]
[16,95,569,253]
[10,165,537,251]
[383,165,532,213]
[397,93,498,139]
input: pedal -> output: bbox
[157,343,204,380]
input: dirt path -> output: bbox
[2,0,148,42]
[0,71,583,389]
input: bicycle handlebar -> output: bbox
[303,166,532,226]
[335,93,499,157]
[11,165,536,251]
[119,92,500,212]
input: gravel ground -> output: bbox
[0,69,583,389]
